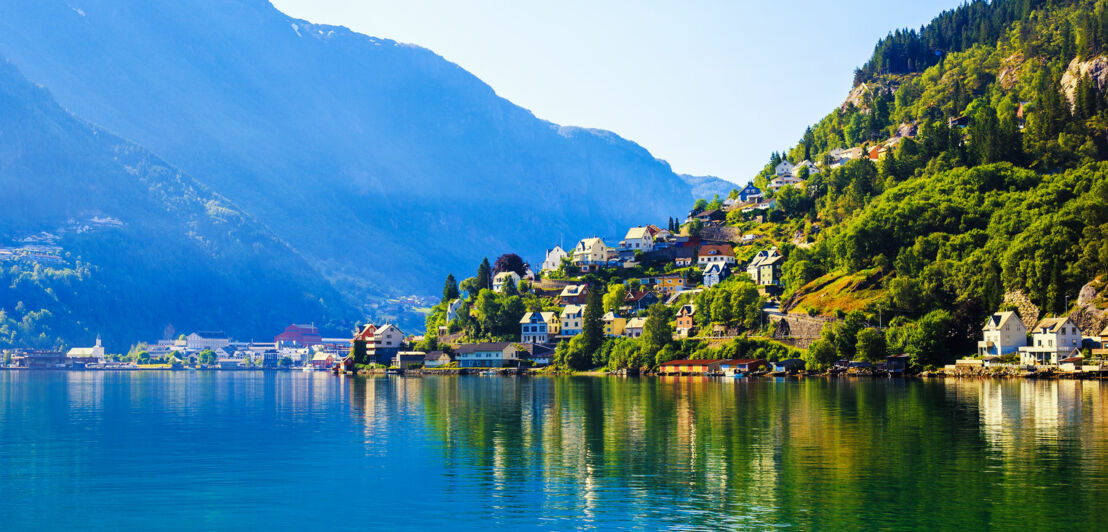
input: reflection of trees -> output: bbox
[346,375,1108,529]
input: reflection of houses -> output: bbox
[1018,317,1082,366]
[977,311,1026,356]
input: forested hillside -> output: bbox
[715,0,1108,367]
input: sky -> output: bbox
[270,0,964,184]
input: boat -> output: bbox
[301,365,315,372]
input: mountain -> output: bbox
[678,174,739,201]
[711,0,1108,367]
[0,59,353,349]
[0,0,694,309]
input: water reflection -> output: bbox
[341,375,1108,529]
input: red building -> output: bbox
[274,324,322,346]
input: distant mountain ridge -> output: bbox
[678,174,740,201]
[0,0,696,313]
[0,58,352,347]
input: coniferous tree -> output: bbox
[580,287,605,360]
[443,274,459,302]
[476,258,492,291]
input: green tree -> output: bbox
[642,304,674,366]
[350,339,369,365]
[855,328,887,363]
[803,339,838,371]
[603,283,627,313]
[476,258,492,292]
[580,288,605,362]
[443,274,459,301]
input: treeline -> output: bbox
[855,0,1049,84]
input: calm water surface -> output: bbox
[2,371,1107,530]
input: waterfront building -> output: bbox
[719,359,768,375]
[424,351,454,368]
[1018,317,1083,366]
[66,334,105,364]
[977,311,1027,356]
[455,342,529,368]
[186,331,231,351]
[274,324,322,347]
[658,359,722,375]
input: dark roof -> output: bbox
[625,290,657,302]
[659,359,722,367]
[192,331,227,339]
[720,359,767,365]
[454,342,528,354]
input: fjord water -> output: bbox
[3,372,1108,530]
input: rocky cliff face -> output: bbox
[1061,55,1108,108]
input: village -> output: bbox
[6,145,1108,378]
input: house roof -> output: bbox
[425,351,452,361]
[625,226,651,241]
[191,331,228,339]
[1033,317,1073,333]
[626,317,648,329]
[719,359,767,365]
[559,284,588,297]
[625,290,656,303]
[678,304,696,316]
[698,244,734,257]
[1100,324,1108,337]
[455,342,527,354]
[602,311,624,321]
[576,237,605,250]
[983,311,1020,331]
[703,263,729,274]
[562,304,585,317]
[375,324,403,336]
[520,311,557,324]
[494,271,520,281]
[66,347,99,357]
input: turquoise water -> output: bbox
[3,371,1108,530]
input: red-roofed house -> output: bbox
[275,324,322,346]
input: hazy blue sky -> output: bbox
[270,0,963,184]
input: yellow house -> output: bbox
[656,275,686,294]
[603,312,627,337]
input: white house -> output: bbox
[560,305,585,337]
[446,298,464,322]
[625,317,647,339]
[573,237,608,267]
[520,311,560,344]
[794,159,820,176]
[697,244,736,268]
[768,175,802,191]
[1018,317,1082,366]
[977,311,1027,356]
[455,342,529,368]
[492,271,521,292]
[774,160,795,176]
[620,226,655,253]
[186,331,231,351]
[66,334,105,362]
[541,246,569,272]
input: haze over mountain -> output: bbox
[0,59,352,346]
[0,0,699,322]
